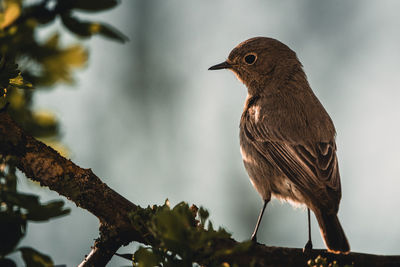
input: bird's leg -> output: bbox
[251,199,269,243]
[303,208,313,252]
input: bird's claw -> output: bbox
[303,240,313,253]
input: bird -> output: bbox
[208,37,350,254]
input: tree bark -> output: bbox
[1,110,400,267]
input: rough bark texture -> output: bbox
[1,110,400,267]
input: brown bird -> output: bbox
[209,37,350,254]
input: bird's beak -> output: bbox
[208,61,232,70]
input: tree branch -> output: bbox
[0,111,142,266]
[78,224,128,267]
[1,110,400,267]
[208,240,400,267]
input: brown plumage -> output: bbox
[209,37,350,254]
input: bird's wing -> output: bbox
[243,113,341,206]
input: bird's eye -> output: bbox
[244,54,257,65]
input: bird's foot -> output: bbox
[250,234,257,243]
[303,240,313,253]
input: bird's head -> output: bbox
[209,37,302,95]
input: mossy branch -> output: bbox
[1,110,400,267]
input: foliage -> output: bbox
[18,247,53,267]
[307,255,354,267]
[0,0,126,265]
[128,201,254,267]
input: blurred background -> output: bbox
[12,0,400,265]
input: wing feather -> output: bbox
[242,108,341,207]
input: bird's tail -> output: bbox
[315,210,350,254]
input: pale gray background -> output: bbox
[12,1,400,266]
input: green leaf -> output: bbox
[2,191,41,210]
[60,13,92,37]
[0,212,26,256]
[61,13,128,42]
[2,191,70,221]
[0,57,31,100]
[129,202,245,265]
[198,207,209,226]
[90,22,128,43]
[26,200,70,222]
[0,57,20,88]
[19,247,54,267]
[37,34,88,85]
[72,0,119,12]
[133,247,161,267]
[9,73,33,89]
